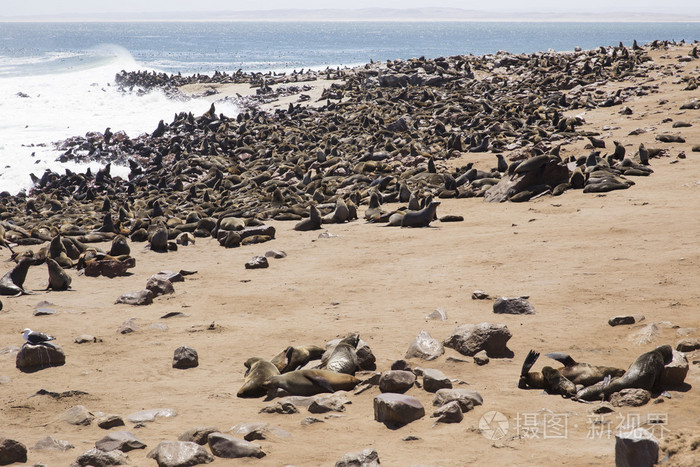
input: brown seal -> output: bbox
[237,357,280,398]
[271,345,325,373]
[46,258,72,291]
[294,205,322,231]
[575,345,672,401]
[262,369,360,397]
[397,201,440,227]
[0,257,38,296]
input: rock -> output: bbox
[62,405,94,426]
[259,401,299,414]
[0,437,27,465]
[629,322,671,345]
[425,309,447,320]
[308,395,350,413]
[432,389,483,412]
[172,346,199,369]
[244,256,268,269]
[390,360,412,372]
[676,338,700,352]
[32,435,74,451]
[74,334,101,344]
[443,322,513,358]
[610,388,651,407]
[152,270,184,283]
[473,350,489,365]
[374,393,425,427]
[356,339,377,370]
[335,448,381,467]
[661,350,689,386]
[15,343,66,371]
[97,414,125,429]
[431,401,464,424]
[73,448,129,466]
[301,417,323,425]
[146,441,214,467]
[95,431,146,452]
[422,368,452,393]
[34,307,57,316]
[591,402,616,414]
[615,428,659,467]
[471,290,491,300]
[118,318,139,334]
[405,330,444,360]
[229,422,291,440]
[609,316,637,326]
[493,297,535,315]
[178,426,220,445]
[126,408,177,423]
[115,289,154,306]
[146,276,175,297]
[265,250,287,259]
[379,370,416,393]
[207,432,265,459]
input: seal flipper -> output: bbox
[305,374,335,393]
[519,350,540,388]
[545,352,577,367]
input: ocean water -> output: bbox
[1,21,699,194]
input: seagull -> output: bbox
[21,328,55,346]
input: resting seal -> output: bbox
[237,357,280,398]
[575,345,672,401]
[262,369,360,397]
[294,205,322,231]
[398,201,440,227]
[323,334,360,375]
[519,350,625,396]
[271,345,325,373]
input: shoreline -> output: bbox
[0,41,698,466]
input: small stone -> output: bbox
[432,388,483,412]
[610,388,651,407]
[301,417,324,425]
[62,405,94,426]
[373,393,425,427]
[379,370,416,393]
[615,428,658,467]
[390,360,412,372]
[0,438,27,464]
[115,290,153,306]
[308,395,350,413]
[473,350,489,365]
[172,346,199,369]
[444,322,513,358]
[33,308,57,316]
[661,350,689,386]
[265,250,287,259]
[422,368,452,393]
[146,276,174,297]
[259,402,299,414]
[591,402,616,414]
[335,448,380,467]
[493,297,535,315]
[471,290,491,300]
[126,408,177,423]
[245,256,269,269]
[74,334,101,344]
[675,338,700,352]
[95,431,146,452]
[425,309,447,320]
[431,401,463,424]
[153,270,184,283]
[405,330,444,361]
[178,426,221,445]
[97,414,125,429]
[15,343,66,371]
[118,318,139,334]
[32,436,74,452]
[609,316,637,326]
[73,448,129,466]
[207,432,265,459]
[146,441,213,467]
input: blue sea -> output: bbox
[1,21,699,194]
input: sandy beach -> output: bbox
[0,43,699,466]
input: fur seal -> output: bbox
[271,345,325,373]
[519,350,626,395]
[0,258,37,296]
[237,357,280,398]
[46,258,72,291]
[398,201,440,227]
[323,334,360,375]
[109,235,130,257]
[294,205,322,231]
[262,369,360,397]
[48,235,73,269]
[575,345,673,401]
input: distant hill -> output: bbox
[3,7,699,22]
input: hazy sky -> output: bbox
[4,0,699,17]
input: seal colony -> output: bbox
[0,40,698,466]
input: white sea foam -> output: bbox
[0,45,240,195]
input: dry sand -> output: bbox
[1,45,699,466]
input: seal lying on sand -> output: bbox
[323,334,360,375]
[575,345,673,401]
[519,350,626,396]
[237,357,280,398]
[271,345,325,373]
[262,369,360,397]
[387,201,441,227]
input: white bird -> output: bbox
[21,328,55,345]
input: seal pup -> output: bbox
[262,369,360,397]
[323,334,360,375]
[45,258,72,291]
[237,357,280,398]
[399,201,440,227]
[271,345,325,373]
[575,345,673,401]
[294,205,322,231]
[0,258,37,296]
[519,350,625,393]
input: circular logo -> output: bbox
[479,411,509,440]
